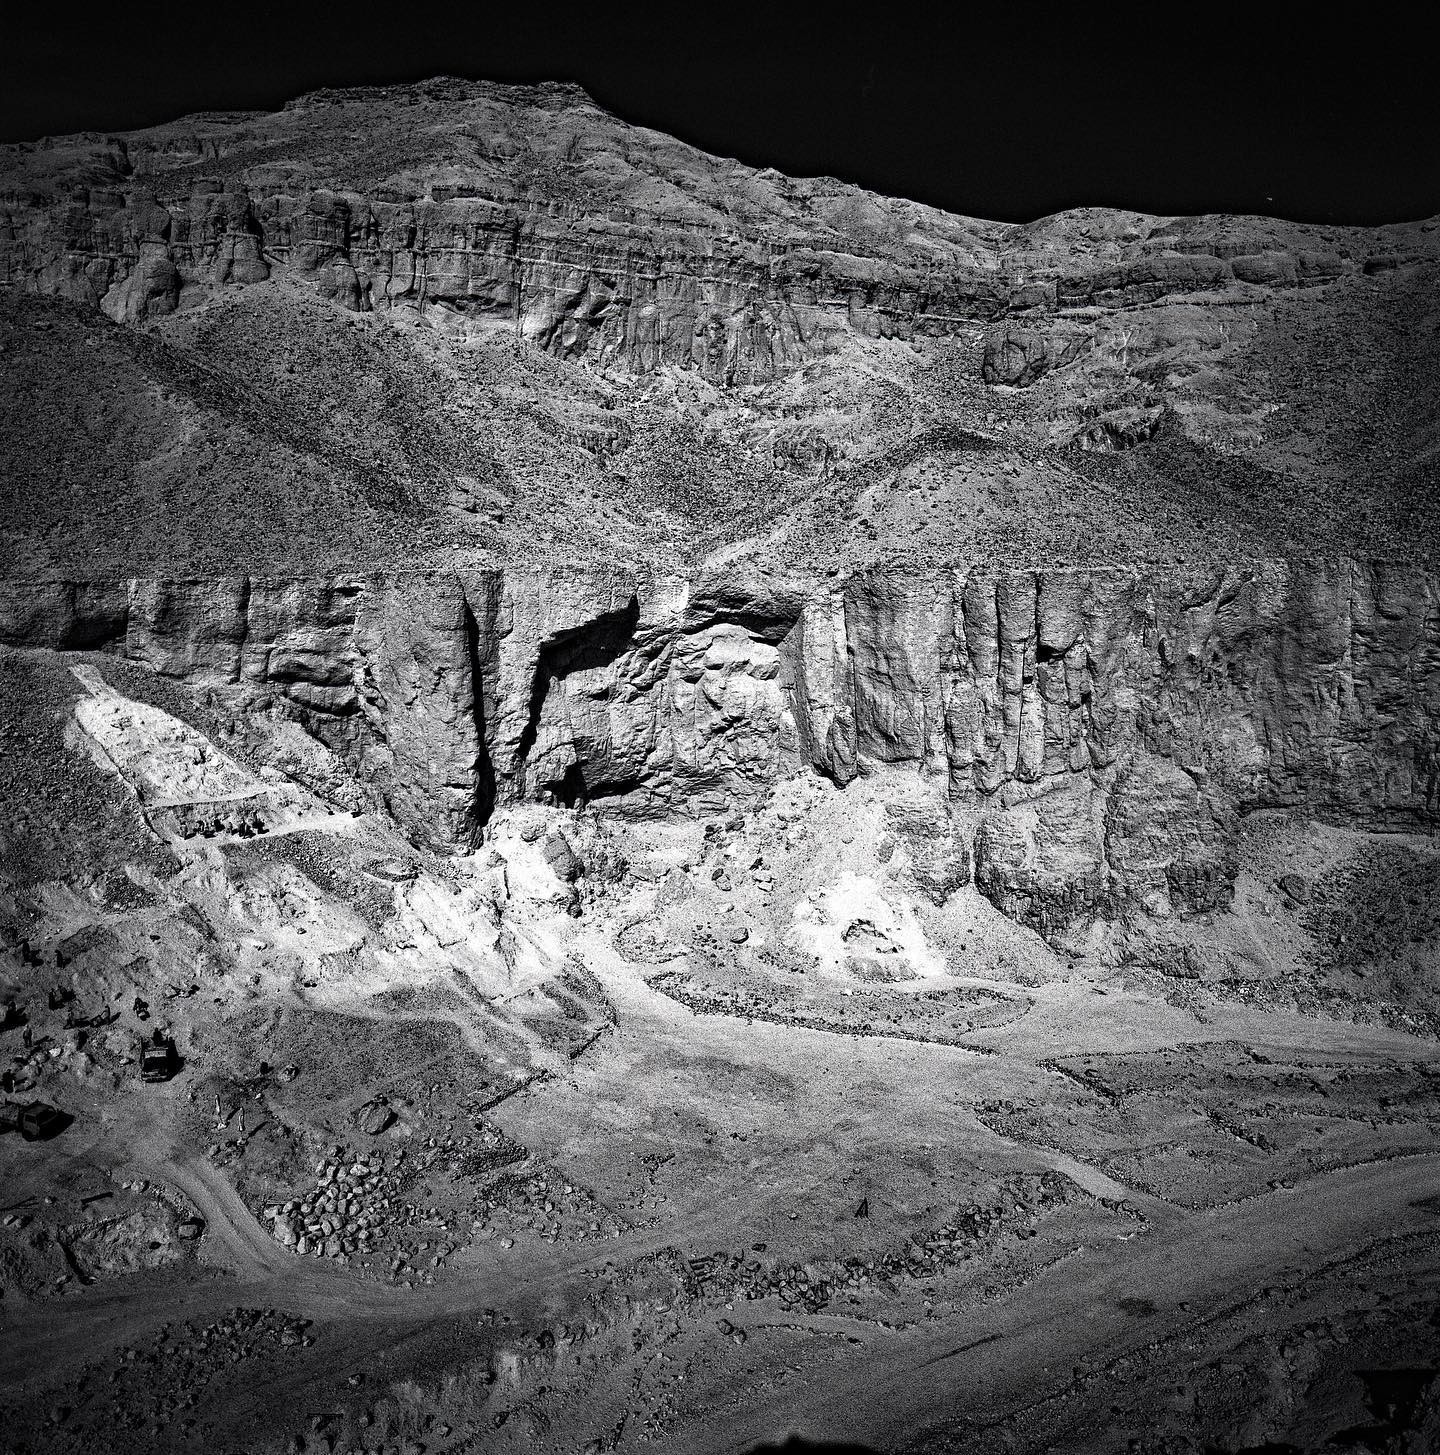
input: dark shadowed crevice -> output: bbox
[550,761,590,809]
[56,583,130,653]
[550,763,647,809]
[460,583,499,835]
[513,593,641,799]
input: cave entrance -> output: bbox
[514,594,641,801]
[548,761,590,810]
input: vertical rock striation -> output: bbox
[2,557,1434,938]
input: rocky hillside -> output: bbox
[3,77,1439,576]
[2,77,1438,946]
[5,81,1440,1455]
[3,557,1434,953]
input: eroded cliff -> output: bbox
[4,558,1433,946]
[3,79,1438,956]
[4,78,1440,584]
[3,79,1427,378]
[7,79,1440,1455]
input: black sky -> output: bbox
[3,6,1435,226]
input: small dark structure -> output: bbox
[141,1032,177,1083]
[1,1101,65,1141]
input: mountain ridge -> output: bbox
[2,77,1438,578]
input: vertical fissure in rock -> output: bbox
[461,586,499,836]
[231,574,252,686]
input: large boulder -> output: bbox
[543,830,584,883]
[884,801,972,906]
[981,325,1090,386]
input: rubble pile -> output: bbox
[265,1145,407,1264]
[687,1173,1077,1313]
[649,968,1022,1045]
[479,1166,625,1246]
[256,1121,621,1279]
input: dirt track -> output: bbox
[8,963,1440,1454]
[680,1152,1440,1452]
[9,1145,1433,1450]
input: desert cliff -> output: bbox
[4,78,1440,1455]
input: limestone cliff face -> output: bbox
[3,175,1402,385]
[5,81,1425,390]
[1,171,1006,382]
[3,559,1435,940]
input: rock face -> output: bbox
[6,80,1440,1455]
[5,79,1439,591]
[1,144,1401,379]
[0,81,1008,381]
[3,80,1438,951]
[2,78,1430,392]
[981,325,1090,387]
[3,558,1435,939]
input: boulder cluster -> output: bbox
[688,1173,1076,1314]
[265,1145,403,1262]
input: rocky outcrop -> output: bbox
[2,171,1402,387]
[982,325,1090,386]
[5,82,1439,997]
[0,175,1011,381]
[2,558,1435,941]
[6,81,1428,391]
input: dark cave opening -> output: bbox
[550,760,590,809]
[513,593,641,797]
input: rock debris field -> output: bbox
[3,76,1440,1455]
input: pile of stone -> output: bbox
[478,1166,620,1245]
[688,1180,1073,1313]
[265,1144,406,1262]
[260,1124,623,1274]
[188,1308,312,1351]
[750,856,775,897]
[457,1122,529,1178]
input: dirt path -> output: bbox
[156,1156,294,1280]
[9,922,1440,1448]
[676,1151,1440,1453]
[0,1139,837,1393]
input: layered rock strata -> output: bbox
[3,174,1414,383]
[3,81,1429,387]
[4,558,1434,940]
